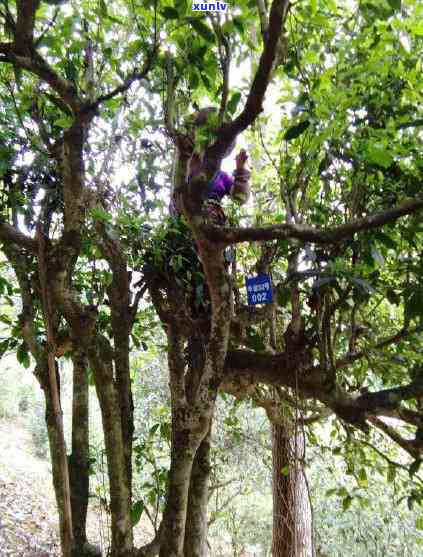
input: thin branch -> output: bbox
[85,37,159,112]
[336,326,423,370]
[34,7,60,47]
[87,62,154,110]
[164,51,176,138]
[256,0,269,41]
[130,284,148,324]
[367,416,423,459]
[209,15,231,125]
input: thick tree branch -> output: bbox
[233,303,275,327]
[0,43,80,111]
[0,222,38,253]
[348,378,423,415]
[224,349,322,397]
[203,194,423,245]
[224,350,423,448]
[205,0,290,171]
[16,0,40,49]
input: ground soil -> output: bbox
[0,417,63,556]
[0,417,156,557]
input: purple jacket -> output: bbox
[208,171,233,201]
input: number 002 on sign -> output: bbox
[245,275,273,306]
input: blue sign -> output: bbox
[245,274,273,305]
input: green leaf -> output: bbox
[233,17,245,36]
[149,423,160,436]
[227,91,241,115]
[175,0,188,14]
[374,232,396,250]
[189,70,200,90]
[188,18,215,43]
[366,143,393,169]
[387,464,396,483]
[409,459,421,477]
[91,207,112,223]
[0,339,9,358]
[357,468,368,488]
[54,116,73,128]
[387,0,401,10]
[161,7,179,19]
[222,20,235,36]
[342,495,353,512]
[131,500,144,526]
[281,464,290,477]
[371,246,385,267]
[284,120,310,141]
[416,515,423,531]
[17,343,30,369]
[0,314,12,325]
[405,292,423,321]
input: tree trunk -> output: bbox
[69,350,101,556]
[271,422,312,557]
[159,409,209,557]
[37,361,74,557]
[89,349,133,557]
[105,254,134,500]
[184,428,212,557]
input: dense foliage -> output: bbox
[0,1,422,556]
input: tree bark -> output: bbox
[100,235,134,499]
[36,361,74,557]
[88,346,133,557]
[271,422,312,557]
[69,350,101,556]
[159,406,209,557]
[184,428,212,557]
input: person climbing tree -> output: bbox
[170,107,251,224]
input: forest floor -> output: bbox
[0,417,156,557]
[0,417,62,556]
[0,417,119,557]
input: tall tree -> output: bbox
[0,1,423,556]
